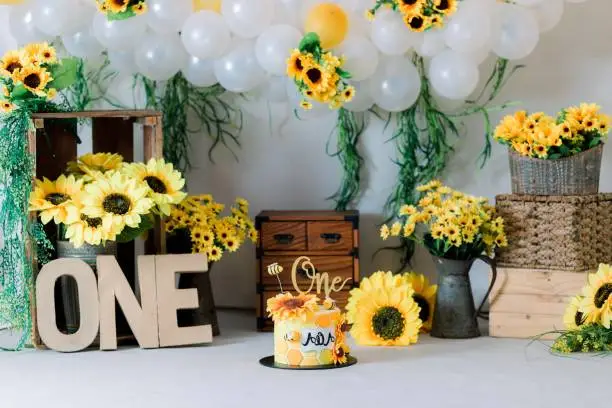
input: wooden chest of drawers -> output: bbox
[255,210,360,331]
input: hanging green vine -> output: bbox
[139,74,243,173]
[327,108,366,211]
[381,56,522,269]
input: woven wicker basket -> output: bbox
[495,194,612,272]
[509,145,603,195]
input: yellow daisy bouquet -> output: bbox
[381,181,507,260]
[0,43,78,114]
[551,264,612,353]
[165,195,258,263]
[346,271,437,346]
[494,103,611,160]
[287,32,355,110]
[29,153,186,248]
[96,0,147,20]
[366,0,458,32]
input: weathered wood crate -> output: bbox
[495,194,612,272]
[28,110,166,348]
[489,267,588,339]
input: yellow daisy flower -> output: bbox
[0,100,15,113]
[14,65,52,97]
[303,64,330,94]
[380,224,390,240]
[29,175,83,225]
[38,43,57,65]
[395,0,424,15]
[207,245,223,262]
[342,86,355,102]
[222,235,241,253]
[390,222,402,237]
[403,272,437,332]
[132,2,147,14]
[434,0,458,16]
[106,0,130,13]
[82,171,154,233]
[122,158,187,216]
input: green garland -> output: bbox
[140,73,243,173]
[381,56,521,269]
[328,108,366,211]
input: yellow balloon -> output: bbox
[304,3,349,49]
[0,0,24,3]
[193,0,221,13]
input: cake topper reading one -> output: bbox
[267,256,351,299]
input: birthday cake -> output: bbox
[267,293,350,367]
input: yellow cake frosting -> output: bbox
[274,306,343,367]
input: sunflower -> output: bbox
[559,122,573,139]
[332,343,350,365]
[342,86,355,102]
[20,43,44,66]
[403,12,427,33]
[82,171,154,233]
[132,2,147,14]
[434,0,458,15]
[223,236,241,253]
[15,65,52,97]
[303,64,330,93]
[0,50,23,76]
[97,1,108,12]
[583,116,599,132]
[38,43,57,65]
[122,158,186,216]
[207,245,223,262]
[67,153,124,177]
[63,195,117,248]
[0,101,15,113]
[106,0,130,13]
[347,271,409,322]
[267,292,319,322]
[29,175,83,225]
[563,295,585,330]
[403,273,437,332]
[286,50,310,79]
[580,264,612,324]
[598,114,610,134]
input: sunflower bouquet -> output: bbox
[29,153,186,248]
[165,195,258,263]
[96,0,147,20]
[494,103,611,160]
[346,271,437,346]
[551,264,612,353]
[0,43,78,114]
[381,181,507,260]
[287,32,355,110]
[366,0,458,32]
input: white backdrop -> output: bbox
[186,0,612,309]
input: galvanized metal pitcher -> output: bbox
[430,255,497,339]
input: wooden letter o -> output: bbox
[36,259,100,352]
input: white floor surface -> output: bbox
[0,310,607,408]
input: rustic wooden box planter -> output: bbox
[495,194,612,272]
[28,110,166,348]
[489,267,588,339]
[255,210,360,331]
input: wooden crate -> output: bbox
[489,267,589,339]
[255,210,360,331]
[28,110,166,348]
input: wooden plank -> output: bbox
[143,118,163,161]
[490,311,563,340]
[258,210,359,221]
[261,222,307,251]
[307,221,353,251]
[92,117,134,161]
[490,267,588,300]
[32,110,161,119]
[490,293,570,315]
[36,121,78,180]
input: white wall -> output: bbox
[188,1,612,310]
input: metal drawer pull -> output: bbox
[273,233,294,244]
[320,233,342,243]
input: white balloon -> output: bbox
[337,35,379,81]
[135,33,188,81]
[181,11,231,59]
[108,50,139,76]
[214,41,266,93]
[492,3,540,60]
[428,50,479,100]
[93,13,147,51]
[415,30,446,57]
[513,0,544,4]
[344,81,373,113]
[255,25,302,76]
[0,6,18,56]
[462,44,491,65]
[147,0,191,34]
[9,3,49,45]
[62,1,96,35]
[61,27,104,59]
[370,8,420,56]
[272,0,300,27]
[444,2,492,53]
[529,0,565,33]
[222,0,275,39]
[259,75,288,103]
[182,56,217,87]
[108,75,147,109]
[32,0,77,36]
[565,0,587,2]
[369,56,421,112]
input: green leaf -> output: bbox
[548,153,561,160]
[115,215,155,243]
[10,84,30,100]
[589,137,601,148]
[559,144,570,155]
[48,58,80,90]
[336,68,352,80]
[107,10,136,21]
[299,32,322,54]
